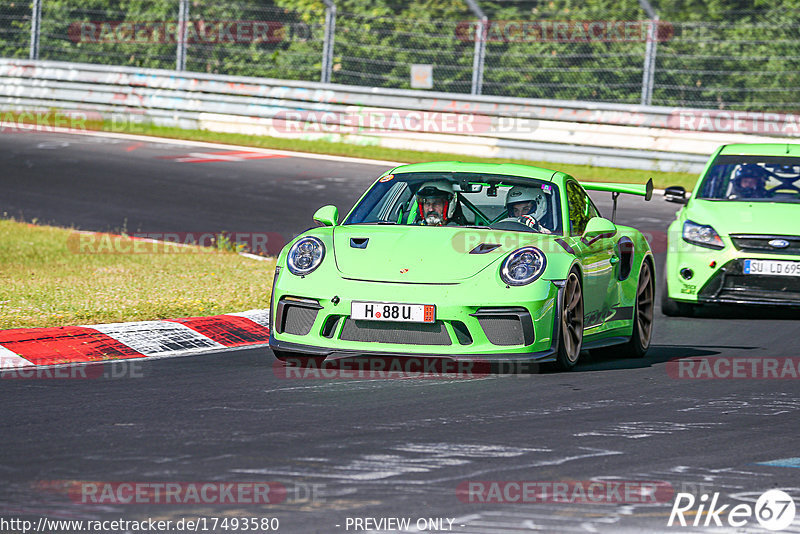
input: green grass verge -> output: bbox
[0,219,275,329]
[100,122,698,190]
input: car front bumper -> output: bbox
[666,228,800,306]
[269,272,564,361]
[696,258,800,306]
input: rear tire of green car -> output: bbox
[616,260,655,359]
[660,277,696,317]
[553,270,584,372]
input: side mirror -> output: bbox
[313,205,339,227]
[664,186,689,205]
[582,217,617,241]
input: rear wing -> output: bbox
[582,178,654,201]
[581,178,653,222]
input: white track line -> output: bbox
[43,127,402,167]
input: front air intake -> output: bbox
[471,307,534,346]
[275,297,321,336]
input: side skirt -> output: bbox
[582,325,631,350]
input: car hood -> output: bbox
[687,200,800,236]
[332,225,547,283]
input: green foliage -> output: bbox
[0,2,32,59]
[1,0,799,109]
[213,231,249,253]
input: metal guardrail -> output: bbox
[1,59,797,174]
[8,1,800,110]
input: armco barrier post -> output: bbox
[638,0,658,105]
[29,0,42,60]
[176,0,189,71]
[321,0,336,84]
[641,17,659,106]
[464,0,486,95]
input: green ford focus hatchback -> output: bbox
[269,162,655,371]
[662,143,800,316]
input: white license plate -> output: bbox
[351,301,435,323]
[743,259,800,276]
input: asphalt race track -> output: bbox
[1,132,799,533]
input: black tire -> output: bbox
[660,276,695,317]
[553,270,584,371]
[616,260,655,358]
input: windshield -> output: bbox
[697,155,800,203]
[343,172,563,235]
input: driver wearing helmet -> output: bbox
[415,181,465,226]
[730,164,769,199]
[505,185,552,233]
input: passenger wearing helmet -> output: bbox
[415,181,465,226]
[730,164,769,199]
[505,185,552,233]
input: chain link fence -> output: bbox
[185,3,324,80]
[1,0,799,111]
[332,11,475,94]
[38,1,179,69]
[654,13,800,110]
[0,2,32,59]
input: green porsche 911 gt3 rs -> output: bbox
[662,143,800,316]
[269,162,655,371]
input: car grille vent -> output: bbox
[699,260,800,304]
[469,243,501,254]
[340,319,451,345]
[451,321,473,345]
[477,316,525,346]
[321,315,341,338]
[472,307,534,346]
[283,306,318,336]
[730,235,800,256]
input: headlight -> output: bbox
[682,220,725,250]
[500,247,547,286]
[287,237,325,275]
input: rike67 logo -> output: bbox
[668,490,796,531]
